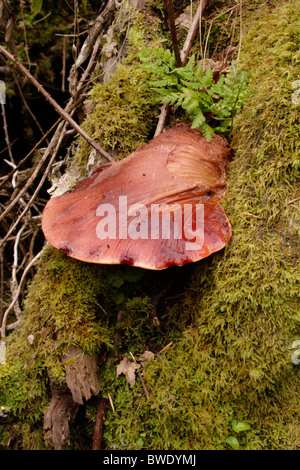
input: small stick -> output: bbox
[287,196,300,204]
[180,0,209,66]
[0,45,114,163]
[156,341,173,356]
[154,0,209,136]
[0,127,57,223]
[0,117,61,191]
[154,104,169,138]
[1,250,42,339]
[1,102,14,164]
[130,352,149,399]
[92,397,108,450]
[62,36,67,92]
[166,0,182,68]
[107,392,115,414]
[0,120,68,247]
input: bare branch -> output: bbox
[1,250,42,339]
[0,117,62,191]
[166,0,182,68]
[69,0,117,94]
[180,0,209,66]
[154,0,209,136]
[0,45,115,163]
[1,102,14,164]
[0,120,69,248]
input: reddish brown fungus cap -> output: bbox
[42,124,232,270]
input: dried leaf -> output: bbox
[116,356,140,387]
[138,350,154,366]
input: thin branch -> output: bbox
[156,341,173,356]
[68,0,117,94]
[62,36,67,92]
[0,139,17,157]
[287,196,300,204]
[72,0,116,70]
[166,0,182,68]
[0,45,114,163]
[0,120,69,248]
[180,0,209,66]
[236,0,243,64]
[154,0,209,136]
[0,133,54,223]
[154,104,169,138]
[107,392,115,414]
[11,224,26,320]
[1,102,14,164]
[1,250,42,339]
[130,351,149,399]
[76,35,102,91]
[92,397,108,451]
[0,117,62,191]
[10,67,49,144]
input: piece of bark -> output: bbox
[43,382,79,450]
[63,346,100,405]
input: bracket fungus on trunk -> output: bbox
[42,124,232,270]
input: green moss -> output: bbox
[77,63,157,164]
[75,9,163,171]
[101,1,300,450]
[1,0,299,451]
[0,245,113,447]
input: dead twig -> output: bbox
[130,351,149,399]
[167,0,182,68]
[69,0,117,94]
[180,0,209,66]
[0,120,69,248]
[92,397,108,450]
[61,36,67,92]
[107,392,115,414]
[1,250,42,339]
[11,224,26,320]
[0,117,62,191]
[156,341,173,356]
[154,0,209,136]
[0,45,114,163]
[287,196,300,204]
[1,102,14,164]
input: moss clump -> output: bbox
[0,245,113,447]
[78,63,157,161]
[75,11,163,170]
[1,0,299,451]
[101,1,300,450]
[0,245,192,448]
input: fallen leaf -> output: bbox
[116,356,140,387]
[138,351,154,366]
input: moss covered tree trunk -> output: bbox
[0,0,299,450]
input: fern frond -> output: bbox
[139,47,251,141]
